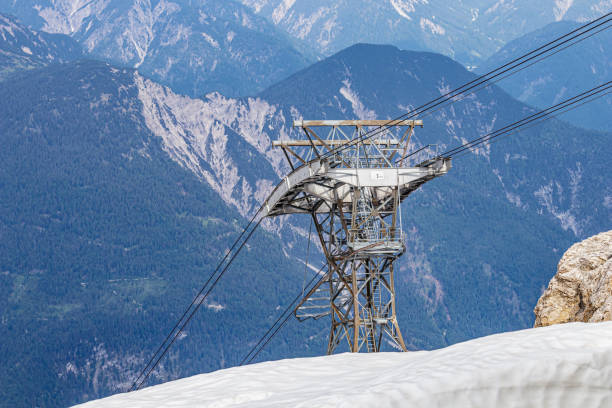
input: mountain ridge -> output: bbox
[237,0,611,67]
[0,59,311,406]
[0,0,314,97]
[480,20,611,132]
[0,13,82,80]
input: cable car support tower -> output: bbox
[262,119,451,354]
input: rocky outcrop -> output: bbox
[534,230,612,327]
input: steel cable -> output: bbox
[130,205,265,390]
[240,266,327,366]
[452,89,612,160]
[441,81,611,158]
[314,13,610,160]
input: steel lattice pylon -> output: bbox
[309,193,406,353]
[263,120,451,353]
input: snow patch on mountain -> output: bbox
[293,7,332,42]
[470,7,479,21]
[240,0,269,14]
[419,17,445,35]
[554,0,574,21]
[271,0,296,25]
[0,17,20,39]
[589,1,612,15]
[534,163,586,236]
[201,32,219,48]
[339,79,376,120]
[390,0,427,20]
[505,191,525,208]
[205,300,226,312]
[317,12,337,50]
[0,19,16,38]
[77,322,612,408]
[36,0,110,35]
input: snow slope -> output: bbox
[77,322,612,407]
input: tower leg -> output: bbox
[309,184,408,354]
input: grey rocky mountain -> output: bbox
[535,229,612,327]
[0,0,313,96]
[238,0,611,67]
[0,13,81,79]
[1,0,609,95]
[0,59,312,407]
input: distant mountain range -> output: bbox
[481,20,611,132]
[0,13,81,80]
[0,1,313,97]
[1,0,609,96]
[237,0,610,67]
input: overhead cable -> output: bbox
[439,81,611,158]
[130,206,265,391]
[318,13,611,159]
[240,265,326,366]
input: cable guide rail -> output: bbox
[129,13,611,390]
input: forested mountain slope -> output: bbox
[481,21,611,132]
[0,61,310,406]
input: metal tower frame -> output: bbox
[263,119,451,353]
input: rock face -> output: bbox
[534,230,612,327]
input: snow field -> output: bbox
[77,322,612,407]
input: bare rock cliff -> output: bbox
[534,230,612,327]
